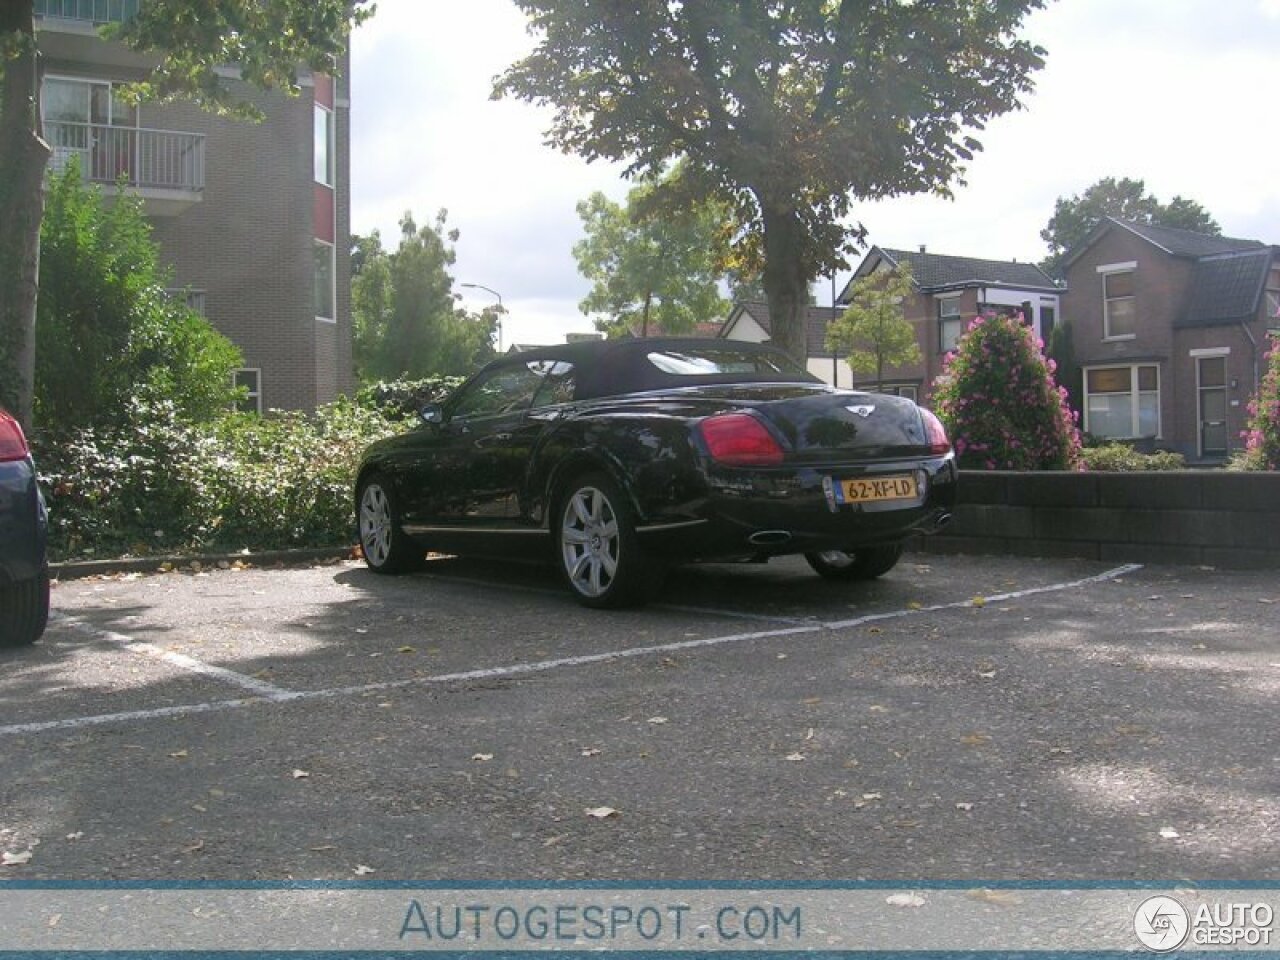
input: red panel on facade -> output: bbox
[314,184,334,243]
[313,72,334,108]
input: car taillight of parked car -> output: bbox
[0,412,30,463]
[919,408,951,456]
[697,412,785,467]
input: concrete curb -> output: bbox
[50,545,358,581]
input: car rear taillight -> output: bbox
[920,408,951,456]
[0,411,30,463]
[698,413,785,467]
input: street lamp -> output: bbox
[461,283,504,353]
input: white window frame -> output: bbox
[1098,262,1137,341]
[937,295,962,353]
[233,368,262,414]
[1083,363,1161,440]
[314,239,335,322]
[313,102,334,186]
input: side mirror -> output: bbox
[419,403,444,425]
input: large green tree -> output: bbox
[496,0,1046,362]
[825,264,921,390]
[1040,176,1220,276]
[574,170,734,337]
[354,214,497,381]
[36,163,241,434]
[0,0,370,429]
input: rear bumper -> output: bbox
[637,456,957,560]
[0,459,48,584]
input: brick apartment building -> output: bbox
[1060,218,1280,462]
[33,0,354,412]
[835,246,1063,402]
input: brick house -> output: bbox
[34,0,354,412]
[834,247,1063,402]
[1060,217,1280,461]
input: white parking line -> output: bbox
[49,612,296,701]
[4,563,1143,738]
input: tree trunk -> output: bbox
[0,0,48,431]
[641,291,651,338]
[759,200,810,364]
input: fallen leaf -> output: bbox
[353,864,376,876]
[191,804,207,813]
[169,749,189,759]
[906,601,922,610]
[959,733,990,746]
[785,752,806,762]
[292,769,310,779]
[971,596,986,607]
[585,806,619,819]
[65,832,84,841]
[2,851,32,866]
[886,893,926,908]
[580,747,602,757]
[967,889,1021,906]
[470,753,494,762]
[397,646,416,654]
[354,628,369,635]
[647,717,669,725]
[802,697,822,705]
[47,914,61,928]
[804,727,815,741]
[1159,827,1180,839]
[867,626,882,634]
[182,839,205,854]
[309,845,337,852]
[955,802,974,812]
[776,654,788,660]
[862,792,883,801]
[977,670,997,680]
[868,705,888,713]
[542,834,567,847]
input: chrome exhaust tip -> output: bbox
[747,529,793,546]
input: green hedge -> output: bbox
[34,395,412,561]
[1079,443,1186,472]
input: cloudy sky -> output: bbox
[351,0,1280,348]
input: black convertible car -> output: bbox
[355,338,955,607]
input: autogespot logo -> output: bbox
[1134,895,1190,952]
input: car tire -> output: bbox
[0,568,50,648]
[805,544,903,581]
[555,472,663,609]
[356,474,423,574]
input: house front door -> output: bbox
[1197,355,1228,458]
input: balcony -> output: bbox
[33,0,139,24]
[46,121,204,216]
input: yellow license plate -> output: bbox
[837,474,918,504]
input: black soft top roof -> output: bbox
[488,337,819,400]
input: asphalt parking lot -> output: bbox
[2,551,1279,881]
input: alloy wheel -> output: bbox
[560,485,620,598]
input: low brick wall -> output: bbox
[916,471,1280,569]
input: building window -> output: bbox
[878,384,919,402]
[1266,289,1279,320]
[937,297,962,353]
[314,240,334,320]
[234,369,261,414]
[1040,305,1057,338]
[165,288,206,316]
[1084,364,1160,439]
[314,103,333,186]
[1103,271,1136,339]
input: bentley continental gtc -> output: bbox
[355,338,955,607]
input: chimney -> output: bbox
[919,244,926,254]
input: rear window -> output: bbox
[645,347,808,378]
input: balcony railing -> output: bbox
[33,0,139,24]
[45,121,205,193]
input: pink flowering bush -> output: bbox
[931,312,1081,471]
[1237,339,1280,470]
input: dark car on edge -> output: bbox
[0,409,49,646]
[355,338,955,608]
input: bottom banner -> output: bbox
[1,883,1278,954]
